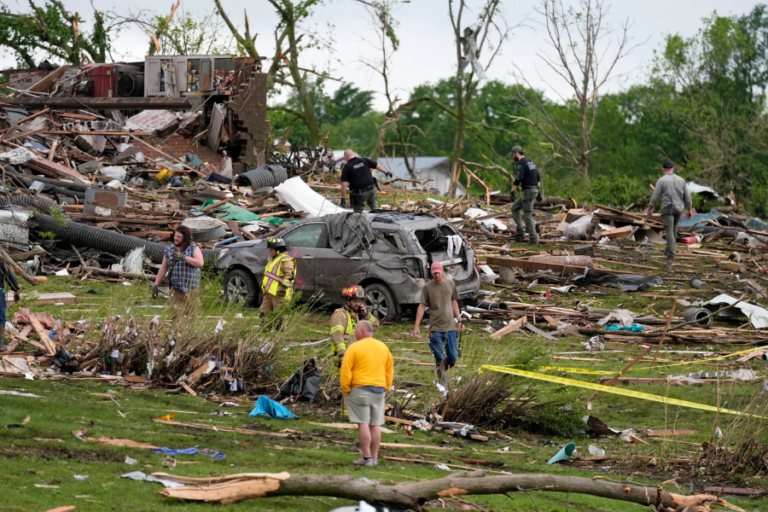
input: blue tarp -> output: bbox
[678,211,723,229]
[152,447,226,460]
[248,395,299,420]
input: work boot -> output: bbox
[0,325,6,352]
[274,317,284,332]
[526,240,539,245]
[439,359,449,386]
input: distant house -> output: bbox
[377,156,466,198]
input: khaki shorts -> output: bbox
[346,387,385,425]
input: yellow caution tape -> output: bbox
[537,366,614,375]
[535,346,768,377]
[480,365,763,418]
[630,345,768,373]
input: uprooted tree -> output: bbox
[0,0,115,67]
[157,470,743,511]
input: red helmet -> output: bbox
[342,285,365,300]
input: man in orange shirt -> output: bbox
[340,320,394,467]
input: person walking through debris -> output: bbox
[341,320,393,467]
[329,285,380,367]
[260,238,295,327]
[340,149,393,213]
[509,145,541,244]
[0,259,20,351]
[152,226,204,319]
[412,262,462,382]
[646,161,693,261]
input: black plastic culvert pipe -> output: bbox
[33,214,221,264]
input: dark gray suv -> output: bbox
[216,211,480,322]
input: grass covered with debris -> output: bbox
[2,264,768,511]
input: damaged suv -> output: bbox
[216,211,480,322]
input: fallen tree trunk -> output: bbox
[157,470,743,511]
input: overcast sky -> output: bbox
[2,0,763,109]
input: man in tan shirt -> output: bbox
[412,262,461,381]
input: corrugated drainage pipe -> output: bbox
[235,165,288,189]
[683,307,713,328]
[0,194,69,218]
[33,214,220,264]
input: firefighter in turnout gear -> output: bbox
[261,238,295,317]
[329,285,380,367]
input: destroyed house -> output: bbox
[377,157,467,198]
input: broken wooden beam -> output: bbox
[487,256,588,274]
[5,97,192,110]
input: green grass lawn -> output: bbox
[2,256,768,511]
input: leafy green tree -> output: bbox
[0,0,113,67]
[649,7,768,206]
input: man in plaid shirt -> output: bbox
[152,226,204,320]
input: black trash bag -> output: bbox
[575,267,662,292]
[279,358,321,404]
[52,348,79,373]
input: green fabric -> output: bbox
[511,187,538,242]
[263,217,284,225]
[661,205,681,260]
[200,199,261,222]
[351,188,378,212]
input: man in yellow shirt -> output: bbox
[340,320,394,467]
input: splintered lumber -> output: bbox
[490,317,527,340]
[0,246,40,286]
[28,314,55,355]
[487,256,588,274]
[6,96,192,110]
[26,159,88,184]
[27,65,68,92]
[180,382,198,397]
[599,225,633,239]
[157,470,741,510]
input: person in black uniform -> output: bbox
[509,145,541,244]
[340,149,393,212]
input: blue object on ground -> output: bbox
[249,395,299,420]
[605,323,645,332]
[152,447,226,460]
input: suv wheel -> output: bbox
[364,283,398,323]
[224,269,259,307]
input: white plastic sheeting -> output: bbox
[704,294,768,329]
[274,177,349,217]
[465,208,508,231]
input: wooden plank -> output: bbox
[487,256,587,274]
[8,292,77,305]
[490,317,527,340]
[180,382,198,397]
[524,323,557,341]
[647,429,697,437]
[28,314,55,355]
[599,225,633,239]
[28,65,68,92]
